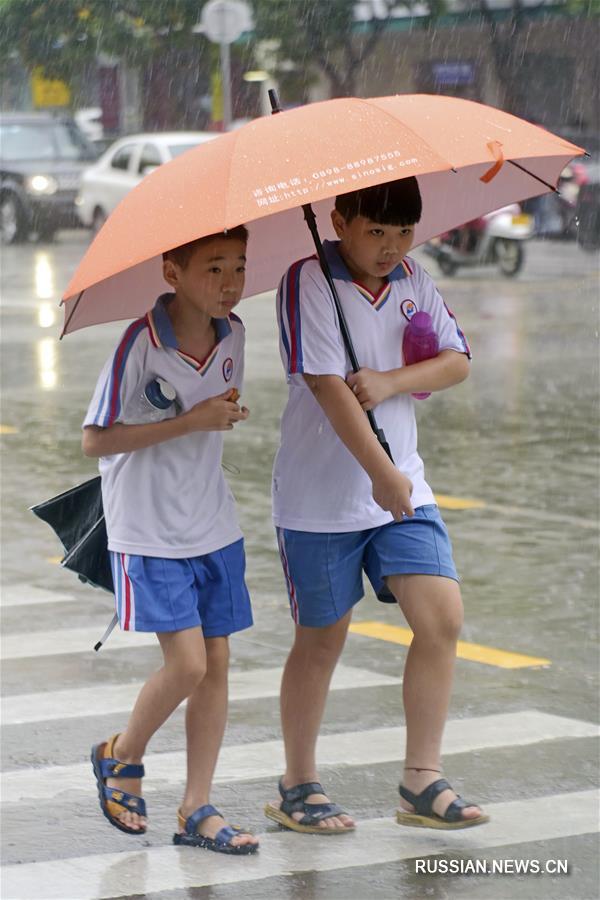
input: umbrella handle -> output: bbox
[94,613,119,651]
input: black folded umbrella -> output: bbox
[31,477,118,648]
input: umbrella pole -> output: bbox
[268,90,393,462]
[302,204,393,460]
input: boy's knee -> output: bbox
[416,606,463,646]
[438,607,463,643]
[293,621,348,663]
[172,659,207,694]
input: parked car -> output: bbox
[77,132,217,233]
[0,111,98,244]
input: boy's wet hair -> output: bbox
[163,224,249,268]
[335,177,422,226]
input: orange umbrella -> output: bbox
[62,93,583,335]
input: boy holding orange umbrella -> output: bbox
[266,177,488,833]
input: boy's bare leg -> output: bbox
[179,636,258,848]
[106,626,207,831]
[388,574,483,820]
[275,609,355,830]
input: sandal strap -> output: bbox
[278,779,346,825]
[104,785,147,816]
[443,796,472,822]
[181,803,222,835]
[278,779,324,803]
[179,806,252,845]
[297,802,345,825]
[100,757,145,780]
[399,778,475,822]
[399,777,453,816]
[214,824,250,846]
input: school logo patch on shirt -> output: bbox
[401,299,418,321]
[222,357,234,382]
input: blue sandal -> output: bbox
[91,734,147,835]
[264,779,355,834]
[173,804,259,854]
[397,778,489,830]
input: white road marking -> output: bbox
[0,585,79,607]
[2,711,597,804]
[1,625,157,660]
[1,664,401,725]
[1,790,597,900]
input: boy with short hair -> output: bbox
[84,225,259,854]
[266,178,488,833]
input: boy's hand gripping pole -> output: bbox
[268,89,393,462]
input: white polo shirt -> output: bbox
[84,294,245,558]
[273,241,471,532]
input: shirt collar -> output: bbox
[149,293,232,349]
[322,239,410,282]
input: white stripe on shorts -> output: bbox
[116,553,136,631]
[277,530,299,623]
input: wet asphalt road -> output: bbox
[0,230,598,900]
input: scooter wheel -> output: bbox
[495,239,524,277]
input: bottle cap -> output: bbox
[145,378,176,410]
[408,311,433,335]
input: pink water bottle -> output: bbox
[402,311,439,400]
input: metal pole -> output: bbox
[220,40,231,131]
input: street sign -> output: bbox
[31,68,71,108]
[200,0,253,44]
[198,0,253,131]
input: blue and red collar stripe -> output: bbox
[103,317,147,426]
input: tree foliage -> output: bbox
[0,0,207,81]
[252,0,444,99]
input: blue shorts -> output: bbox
[109,538,253,636]
[276,505,458,627]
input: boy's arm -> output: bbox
[304,374,414,519]
[346,350,469,411]
[82,389,248,457]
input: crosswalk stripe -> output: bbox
[1,664,401,726]
[1,625,157,660]
[0,621,551,669]
[1,789,597,900]
[0,585,78,607]
[2,711,597,804]
[350,621,551,668]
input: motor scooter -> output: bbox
[424,204,533,277]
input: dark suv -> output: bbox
[0,111,98,243]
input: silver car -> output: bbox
[77,131,217,234]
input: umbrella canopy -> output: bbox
[62,94,583,334]
[31,477,113,593]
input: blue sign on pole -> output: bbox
[433,63,475,86]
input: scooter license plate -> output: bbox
[512,213,532,226]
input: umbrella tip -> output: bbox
[269,89,282,115]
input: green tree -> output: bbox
[0,0,206,80]
[252,0,444,100]
[0,0,225,128]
